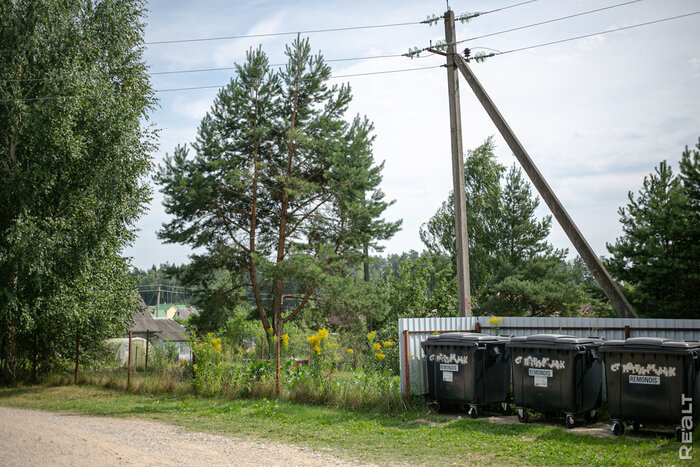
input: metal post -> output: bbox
[276,334,281,395]
[624,325,631,339]
[451,54,639,319]
[444,9,472,317]
[127,331,132,390]
[74,329,80,384]
[403,330,410,407]
[145,329,149,370]
[156,284,161,317]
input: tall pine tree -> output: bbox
[156,39,400,337]
[607,141,700,318]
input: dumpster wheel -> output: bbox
[500,402,511,416]
[675,426,682,442]
[517,408,529,423]
[632,421,641,432]
[565,414,575,429]
[611,421,625,436]
[467,405,478,419]
[584,409,598,423]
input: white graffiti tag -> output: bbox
[429,353,469,365]
[609,362,676,377]
[513,355,565,370]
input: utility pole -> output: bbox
[444,9,472,317]
[450,53,639,319]
[156,283,161,318]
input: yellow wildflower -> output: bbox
[307,334,320,346]
[313,343,321,354]
[347,348,354,354]
[318,328,329,339]
[382,340,394,347]
[282,333,289,349]
[373,342,382,352]
[375,353,386,360]
[488,317,502,325]
[210,337,222,353]
[367,331,376,342]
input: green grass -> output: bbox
[0,385,694,466]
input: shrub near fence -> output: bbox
[399,316,700,395]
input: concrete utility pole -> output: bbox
[444,9,472,317]
[451,53,639,319]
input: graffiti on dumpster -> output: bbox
[609,362,676,377]
[514,355,565,370]
[429,353,469,365]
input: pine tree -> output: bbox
[156,39,400,337]
[607,141,700,318]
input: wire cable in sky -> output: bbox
[145,20,422,46]
[493,10,700,56]
[460,0,643,43]
[0,65,442,103]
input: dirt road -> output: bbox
[0,406,364,466]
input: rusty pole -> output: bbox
[276,335,281,395]
[403,330,410,408]
[127,331,132,390]
[74,329,80,384]
[145,329,150,370]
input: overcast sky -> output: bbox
[124,0,700,270]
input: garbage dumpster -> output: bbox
[421,333,511,417]
[600,337,700,439]
[507,334,603,428]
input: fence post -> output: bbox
[624,325,631,339]
[403,330,410,408]
[74,329,80,384]
[276,334,281,395]
[145,329,150,370]
[127,331,132,390]
[474,322,481,334]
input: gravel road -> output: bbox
[0,406,365,466]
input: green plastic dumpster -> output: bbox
[507,334,603,428]
[600,337,700,439]
[421,333,511,417]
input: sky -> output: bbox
[124,0,700,270]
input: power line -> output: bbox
[459,0,643,43]
[144,20,422,46]
[480,0,540,16]
[1,52,430,83]
[0,64,442,103]
[485,10,700,58]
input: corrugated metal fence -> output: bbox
[398,316,700,395]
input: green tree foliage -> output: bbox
[606,139,700,318]
[420,139,588,316]
[156,39,400,338]
[479,165,584,316]
[0,0,155,382]
[381,251,457,326]
[420,137,504,293]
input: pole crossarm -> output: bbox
[450,52,638,319]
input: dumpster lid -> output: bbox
[421,332,510,346]
[601,337,700,354]
[506,334,603,349]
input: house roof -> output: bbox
[128,308,160,334]
[153,317,189,342]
